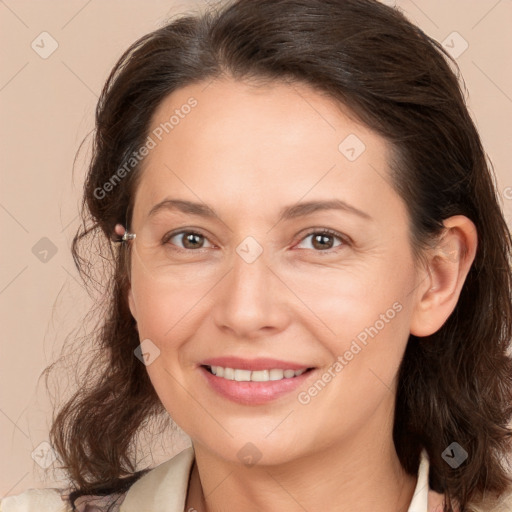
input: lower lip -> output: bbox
[199,366,315,405]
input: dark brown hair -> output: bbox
[48,0,512,510]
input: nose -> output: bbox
[211,243,291,339]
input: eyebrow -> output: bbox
[147,198,372,222]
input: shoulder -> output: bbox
[0,488,70,512]
[420,449,512,512]
[0,447,195,512]
[427,485,512,512]
[121,446,195,511]
[465,488,512,512]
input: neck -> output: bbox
[186,423,417,512]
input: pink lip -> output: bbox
[200,356,312,371]
[198,358,316,405]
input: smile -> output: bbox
[206,365,307,381]
[199,364,316,405]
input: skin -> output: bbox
[126,78,477,512]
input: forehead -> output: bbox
[132,78,403,227]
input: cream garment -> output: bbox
[0,447,488,512]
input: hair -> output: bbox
[48,0,512,511]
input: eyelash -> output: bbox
[162,228,350,255]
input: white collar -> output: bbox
[408,449,433,512]
[121,447,194,511]
[121,446,435,512]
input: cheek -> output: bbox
[294,297,412,444]
[288,257,415,409]
[278,254,412,342]
[312,280,410,390]
[129,273,200,423]
[129,266,208,342]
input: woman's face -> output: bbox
[127,78,427,465]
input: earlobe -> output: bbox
[410,215,478,337]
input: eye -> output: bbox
[163,230,215,251]
[295,229,347,252]
[161,228,349,253]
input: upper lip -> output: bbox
[200,356,314,371]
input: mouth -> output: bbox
[199,363,317,405]
[202,365,315,382]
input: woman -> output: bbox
[2,0,512,511]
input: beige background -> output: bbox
[1,0,511,497]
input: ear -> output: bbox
[410,215,478,337]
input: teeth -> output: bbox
[209,366,307,381]
[234,369,251,381]
[252,370,269,382]
[270,369,284,380]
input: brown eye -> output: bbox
[296,229,346,252]
[165,231,214,250]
